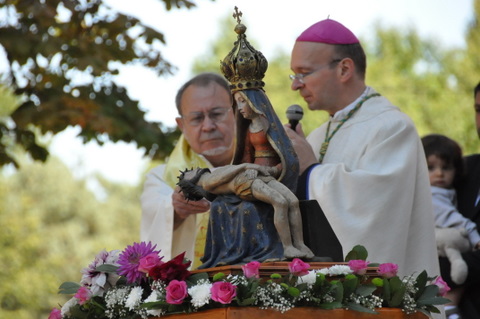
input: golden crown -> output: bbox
[220,7,268,92]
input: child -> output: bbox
[422,134,480,247]
[422,134,480,319]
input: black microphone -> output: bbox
[286,104,304,131]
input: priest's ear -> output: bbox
[176,117,185,132]
[337,58,355,83]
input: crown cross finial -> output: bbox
[220,7,268,92]
[233,6,242,24]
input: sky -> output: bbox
[49,0,474,186]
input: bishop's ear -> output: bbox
[338,58,355,82]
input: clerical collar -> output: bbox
[331,87,371,122]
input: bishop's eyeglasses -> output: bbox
[182,107,232,126]
[289,59,342,84]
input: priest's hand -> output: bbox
[284,122,318,175]
[172,185,210,229]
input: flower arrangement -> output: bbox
[49,242,449,319]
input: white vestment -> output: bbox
[140,135,212,264]
[306,87,440,278]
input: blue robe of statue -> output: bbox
[199,89,299,268]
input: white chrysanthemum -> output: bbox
[80,249,120,296]
[61,297,78,317]
[327,265,352,276]
[144,291,164,316]
[297,270,316,285]
[317,268,329,275]
[125,286,143,310]
[188,281,212,308]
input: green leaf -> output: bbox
[414,270,428,298]
[333,281,344,302]
[319,301,343,310]
[389,277,403,293]
[344,245,368,261]
[345,302,379,314]
[236,297,256,306]
[342,277,358,297]
[417,285,440,301]
[95,264,119,273]
[389,285,406,307]
[186,272,209,286]
[382,278,391,302]
[58,281,81,294]
[356,284,377,297]
[417,296,451,306]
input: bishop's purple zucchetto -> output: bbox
[296,19,359,44]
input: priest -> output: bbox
[286,18,440,279]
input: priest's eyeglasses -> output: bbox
[183,107,232,126]
[289,59,342,84]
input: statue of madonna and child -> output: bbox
[178,8,331,269]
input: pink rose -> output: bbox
[288,258,310,276]
[211,281,237,304]
[166,280,188,304]
[48,307,62,319]
[348,260,369,275]
[242,261,261,279]
[74,286,92,305]
[433,276,451,297]
[138,253,163,274]
[377,263,398,278]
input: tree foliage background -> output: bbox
[0,0,479,318]
[0,0,188,168]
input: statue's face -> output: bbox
[234,91,256,120]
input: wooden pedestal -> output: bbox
[155,264,427,319]
[155,307,426,319]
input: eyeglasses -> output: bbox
[182,107,232,126]
[289,59,342,84]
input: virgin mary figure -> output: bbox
[199,9,301,268]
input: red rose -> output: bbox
[166,280,188,304]
[211,281,236,304]
[138,253,163,274]
[348,259,369,275]
[288,258,310,276]
[377,263,399,278]
[242,261,261,279]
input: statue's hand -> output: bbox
[245,168,258,179]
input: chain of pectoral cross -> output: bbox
[319,93,380,163]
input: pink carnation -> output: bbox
[166,280,188,304]
[138,253,163,274]
[48,307,62,319]
[211,281,237,304]
[288,258,310,276]
[74,286,92,305]
[433,276,451,297]
[377,263,398,278]
[348,260,369,275]
[242,261,261,279]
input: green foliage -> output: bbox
[344,245,368,261]
[0,0,190,168]
[0,156,141,318]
